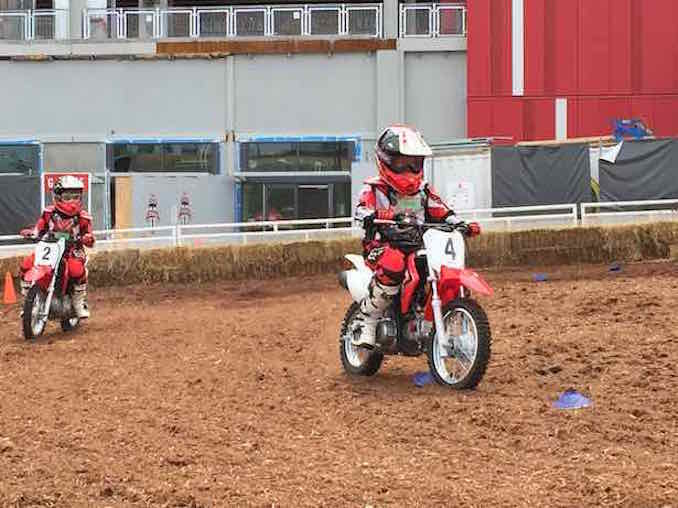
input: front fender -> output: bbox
[456,268,494,297]
[424,267,493,321]
[23,265,53,289]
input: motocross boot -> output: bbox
[72,284,90,319]
[351,278,399,349]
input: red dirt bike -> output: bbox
[20,231,82,340]
[338,219,493,389]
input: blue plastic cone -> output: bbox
[413,371,433,387]
[553,389,592,410]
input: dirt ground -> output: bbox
[1,261,677,507]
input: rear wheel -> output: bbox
[427,298,491,389]
[23,285,48,341]
[339,302,384,376]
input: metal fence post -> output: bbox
[175,224,181,247]
[191,7,198,37]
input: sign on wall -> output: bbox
[41,172,92,212]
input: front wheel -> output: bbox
[339,302,384,377]
[427,298,491,389]
[23,285,48,341]
[61,317,80,332]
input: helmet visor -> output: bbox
[389,155,425,174]
[60,190,82,202]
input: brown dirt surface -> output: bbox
[1,261,677,507]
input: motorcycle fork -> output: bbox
[429,275,451,349]
[40,256,64,321]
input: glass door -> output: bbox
[298,185,330,219]
[265,184,295,221]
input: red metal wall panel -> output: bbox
[467,0,678,140]
[490,0,512,96]
[606,0,633,95]
[635,0,678,94]
[467,0,511,97]
[466,0,492,97]
[630,97,656,132]
[468,98,524,141]
[575,97,632,138]
[523,0,545,95]
[492,98,524,140]
[467,99,493,138]
[543,0,579,95]
[579,0,630,95]
[523,98,554,141]
[653,96,678,137]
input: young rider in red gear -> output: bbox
[353,125,462,349]
[19,175,95,319]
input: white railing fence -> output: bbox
[0,9,69,40]
[456,203,578,232]
[82,3,382,40]
[399,3,466,38]
[581,199,678,227]
[2,200,678,259]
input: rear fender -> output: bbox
[338,254,374,303]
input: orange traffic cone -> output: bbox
[3,272,17,305]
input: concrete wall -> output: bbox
[233,53,377,136]
[404,51,467,143]
[0,60,227,139]
[0,47,467,144]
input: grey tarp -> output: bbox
[491,144,591,207]
[0,176,41,236]
[600,139,678,201]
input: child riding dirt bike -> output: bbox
[352,124,479,349]
[19,175,95,319]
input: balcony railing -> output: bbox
[399,3,466,38]
[83,4,382,40]
[0,9,69,40]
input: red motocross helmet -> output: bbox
[375,125,433,195]
[53,175,84,216]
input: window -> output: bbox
[332,182,351,218]
[109,142,219,174]
[242,182,263,222]
[241,182,351,222]
[0,144,39,175]
[240,140,354,173]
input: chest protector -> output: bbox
[374,187,426,223]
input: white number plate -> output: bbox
[423,229,465,273]
[35,243,59,267]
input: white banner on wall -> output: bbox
[429,150,492,212]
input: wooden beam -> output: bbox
[156,38,397,56]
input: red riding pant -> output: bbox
[365,245,406,286]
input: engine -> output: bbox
[376,314,432,356]
[48,295,74,319]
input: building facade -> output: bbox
[0,0,468,229]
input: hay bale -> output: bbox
[4,222,677,289]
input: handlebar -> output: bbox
[370,218,480,237]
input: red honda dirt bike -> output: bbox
[338,219,493,389]
[21,231,82,340]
